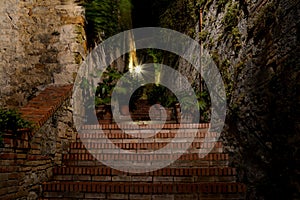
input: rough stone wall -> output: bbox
[0,88,75,200]
[0,0,87,108]
[194,0,299,199]
[0,0,20,107]
[161,0,299,198]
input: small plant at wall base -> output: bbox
[0,108,33,146]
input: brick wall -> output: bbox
[0,85,76,200]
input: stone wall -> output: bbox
[0,0,87,108]
[159,0,299,198]
[171,0,300,199]
[0,85,76,200]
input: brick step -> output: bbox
[41,182,246,197]
[80,123,209,130]
[68,147,223,155]
[98,120,179,124]
[130,109,174,113]
[63,153,229,161]
[69,148,223,155]
[63,160,229,168]
[62,153,230,169]
[75,136,220,143]
[76,136,218,143]
[98,119,114,124]
[52,174,236,183]
[76,129,214,139]
[40,192,246,200]
[53,166,236,176]
[129,115,176,121]
[70,141,223,151]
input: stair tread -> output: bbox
[76,131,215,140]
[40,123,246,199]
[42,181,246,194]
[80,123,209,130]
[53,166,237,176]
[63,153,229,161]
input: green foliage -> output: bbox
[196,90,211,122]
[95,66,143,110]
[220,59,234,99]
[119,0,133,30]
[178,93,197,113]
[160,0,199,37]
[217,0,228,7]
[196,0,206,7]
[211,50,220,66]
[0,108,33,144]
[220,2,241,52]
[95,66,122,106]
[198,30,209,41]
[211,51,234,103]
[216,0,229,12]
[147,48,179,72]
[197,0,213,10]
[231,27,241,51]
[147,49,164,64]
[144,83,211,122]
[82,0,132,47]
[222,2,239,32]
[145,84,177,108]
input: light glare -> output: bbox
[135,65,142,74]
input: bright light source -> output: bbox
[134,65,142,74]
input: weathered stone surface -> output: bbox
[165,0,299,199]
[0,0,87,107]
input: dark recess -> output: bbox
[132,0,156,27]
[131,0,173,28]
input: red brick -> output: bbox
[0,153,16,160]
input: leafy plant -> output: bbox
[145,84,177,108]
[95,67,122,106]
[0,108,33,145]
[197,90,211,122]
[95,66,143,112]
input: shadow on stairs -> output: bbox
[40,123,246,200]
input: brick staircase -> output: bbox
[98,100,177,124]
[129,100,176,122]
[40,124,246,200]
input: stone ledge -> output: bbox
[19,84,73,129]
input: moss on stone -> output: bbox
[198,30,209,41]
[222,2,239,31]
